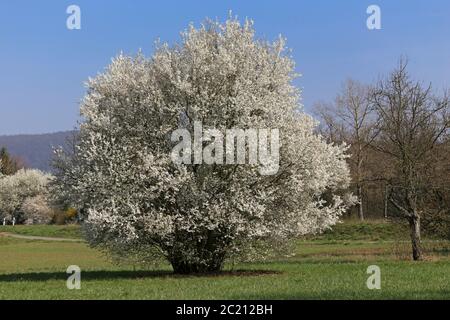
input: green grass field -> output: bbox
[0,221,449,299]
[0,225,82,239]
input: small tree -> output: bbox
[21,195,53,225]
[0,169,52,222]
[314,80,378,220]
[370,59,450,260]
[53,17,352,273]
[0,147,23,176]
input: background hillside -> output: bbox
[0,131,74,172]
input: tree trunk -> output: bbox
[356,184,364,220]
[408,215,423,261]
[168,237,227,274]
[170,256,225,274]
[384,184,389,219]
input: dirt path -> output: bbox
[0,232,83,242]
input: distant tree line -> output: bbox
[314,58,450,260]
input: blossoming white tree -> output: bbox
[0,169,52,222]
[21,195,54,225]
[53,17,352,273]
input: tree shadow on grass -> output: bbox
[0,269,281,282]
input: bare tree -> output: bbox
[370,59,450,260]
[314,79,378,220]
[420,133,450,240]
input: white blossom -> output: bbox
[53,17,352,273]
[0,169,53,221]
[21,195,54,225]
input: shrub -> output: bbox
[21,195,53,225]
[0,169,53,222]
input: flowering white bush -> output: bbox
[0,169,53,222]
[53,17,352,273]
[21,195,54,225]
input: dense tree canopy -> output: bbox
[53,17,352,273]
[0,169,52,222]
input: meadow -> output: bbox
[0,221,449,300]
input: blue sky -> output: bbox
[0,0,449,135]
